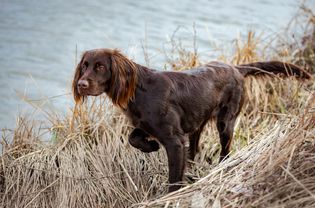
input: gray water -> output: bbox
[0,0,310,129]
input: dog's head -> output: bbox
[72,49,137,108]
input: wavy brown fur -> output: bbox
[108,50,138,108]
[72,52,87,103]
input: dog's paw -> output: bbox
[148,140,160,152]
[140,140,160,153]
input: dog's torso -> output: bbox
[126,62,245,141]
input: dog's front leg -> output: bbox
[128,128,160,153]
[163,137,186,192]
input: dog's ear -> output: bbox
[72,52,86,103]
[109,49,137,108]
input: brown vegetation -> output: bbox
[1,4,314,208]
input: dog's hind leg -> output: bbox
[188,121,207,161]
[216,100,243,162]
[216,112,236,162]
[128,128,160,153]
[216,85,244,162]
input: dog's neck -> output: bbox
[116,63,154,109]
[106,62,154,110]
[134,63,155,89]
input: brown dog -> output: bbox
[72,48,311,192]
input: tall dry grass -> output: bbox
[141,94,315,207]
[1,4,315,208]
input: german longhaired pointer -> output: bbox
[72,48,311,192]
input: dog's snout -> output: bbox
[78,80,89,89]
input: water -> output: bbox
[0,0,309,129]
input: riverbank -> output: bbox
[1,5,314,208]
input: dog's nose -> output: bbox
[78,80,89,89]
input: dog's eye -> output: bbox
[81,64,87,73]
[96,65,105,71]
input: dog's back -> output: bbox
[150,62,245,134]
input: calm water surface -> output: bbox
[0,0,309,129]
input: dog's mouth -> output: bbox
[78,88,104,97]
[77,80,109,97]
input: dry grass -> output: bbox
[276,4,315,73]
[1,5,315,208]
[140,91,315,207]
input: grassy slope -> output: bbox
[1,5,314,208]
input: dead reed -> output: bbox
[1,4,314,208]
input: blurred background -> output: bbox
[0,0,312,129]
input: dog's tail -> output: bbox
[236,61,312,79]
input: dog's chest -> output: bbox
[125,102,142,126]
